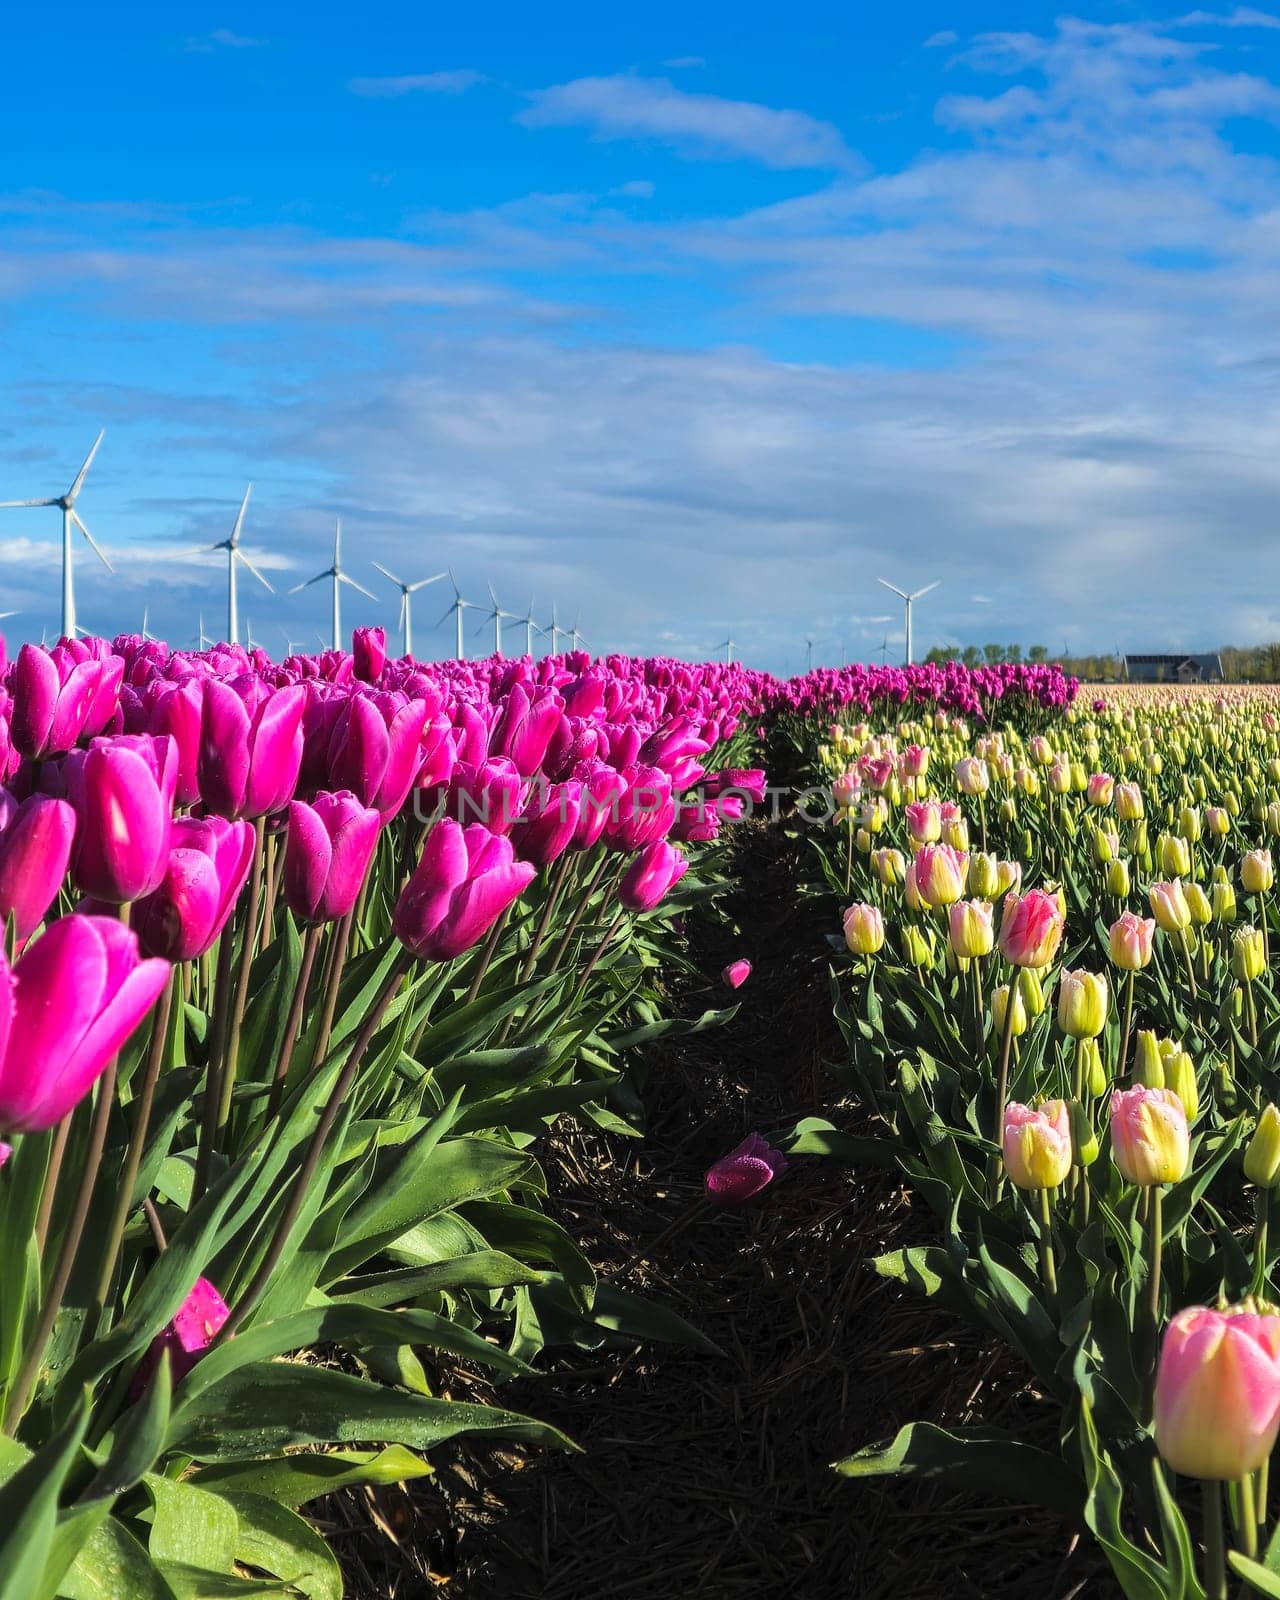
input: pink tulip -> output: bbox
[132,816,255,961]
[489,683,565,777]
[722,959,752,989]
[352,625,387,681]
[913,843,969,908]
[393,819,536,962]
[0,915,170,1134]
[130,1276,231,1399]
[445,758,527,837]
[1002,1100,1072,1189]
[1110,909,1156,971]
[510,780,584,867]
[198,679,306,819]
[705,1132,788,1208]
[601,765,676,853]
[1087,772,1115,807]
[619,839,688,913]
[8,642,123,760]
[283,793,382,924]
[325,693,429,820]
[904,801,941,844]
[0,794,76,940]
[1155,1305,1280,1479]
[1110,1085,1189,1185]
[998,889,1064,968]
[63,734,180,904]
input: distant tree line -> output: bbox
[921,642,1280,683]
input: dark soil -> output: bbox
[336,819,1119,1600]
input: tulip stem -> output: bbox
[572,910,628,1008]
[1203,1480,1227,1600]
[1119,969,1135,1079]
[1179,927,1199,1004]
[194,927,236,1202]
[465,909,509,1006]
[218,815,266,1139]
[218,950,412,1342]
[91,972,177,1322]
[843,811,854,896]
[260,827,279,953]
[1146,1184,1164,1420]
[3,1064,117,1436]
[545,852,615,975]
[1240,1470,1260,1565]
[1245,980,1260,1050]
[1037,1187,1058,1304]
[1254,1187,1270,1298]
[989,980,1018,1204]
[314,909,355,1069]
[33,1114,72,1259]
[266,921,323,1120]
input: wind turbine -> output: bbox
[569,609,589,654]
[877,577,940,667]
[513,596,544,657]
[879,634,891,666]
[805,636,821,672]
[474,581,517,658]
[546,602,566,655]
[195,613,214,650]
[714,634,735,665]
[289,519,376,650]
[207,486,272,646]
[0,429,113,639]
[140,606,158,643]
[437,572,479,661]
[371,560,446,659]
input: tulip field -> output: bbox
[3,631,1279,1598]
[796,668,1280,1600]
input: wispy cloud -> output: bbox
[184,28,265,52]
[519,74,860,170]
[348,69,485,98]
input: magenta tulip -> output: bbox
[619,839,688,913]
[489,683,565,777]
[705,1132,788,1208]
[393,818,536,961]
[64,734,179,903]
[326,693,429,819]
[0,914,170,1133]
[198,679,306,819]
[283,793,382,923]
[131,1276,231,1399]
[602,765,675,853]
[8,642,124,760]
[352,625,387,681]
[444,758,527,836]
[0,794,76,940]
[722,959,752,989]
[132,816,255,961]
[510,780,584,867]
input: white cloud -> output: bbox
[348,70,485,98]
[184,28,265,52]
[519,74,860,171]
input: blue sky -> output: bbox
[4,3,1280,671]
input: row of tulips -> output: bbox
[785,682,1280,1599]
[0,627,770,1599]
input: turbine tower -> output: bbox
[371,561,447,659]
[438,572,479,661]
[289,519,376,650]
[515,596,543,657]
[714,635,735,665]
[569,609,589,653]
[0,429,112,639]
[546,602,566,655]
[474,582,517,658]
[208,486,272,646]
[140,606,158,643]
[877,577,940,667]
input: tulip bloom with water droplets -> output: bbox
[705,1133,788,1208]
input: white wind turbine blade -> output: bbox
[911,580,941,600]
[0,609,20,620]
[339,573,377,601]
[397,591,408,629]
[0,496,58,509]
[434,599,457,627]
[408,571,447,592]
[72,509,114,572]
[287,572,327,595]
[372,560,405,588]
[237,551,275,592]
[230,484,253,547]
[66,430,105,502]
[332,519,343,564]
[877,577,910,601]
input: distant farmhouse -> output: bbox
[1123,652,1224,684]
